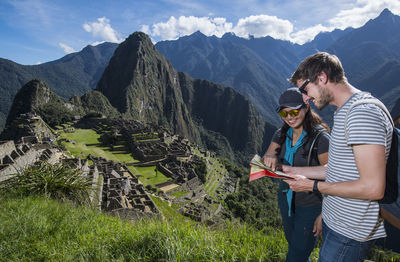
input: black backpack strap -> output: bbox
[307,130,324,166]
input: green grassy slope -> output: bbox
[0,196,289,262]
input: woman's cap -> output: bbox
[276,88,304,112]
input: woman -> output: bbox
[263,88,330,262]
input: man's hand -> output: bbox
[313,214,322,237]
[283,175,314,192]
[282,165,296,175]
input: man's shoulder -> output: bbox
[344,93,383,117]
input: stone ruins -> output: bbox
[0,114,237,224]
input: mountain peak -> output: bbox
[189,30,207,38]
[5,79,58,125]
[222,32,237,38]
[373,8,399,24]
[379,8,394,18]
[129,31,152,42]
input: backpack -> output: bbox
[345,98,400,229]
[307,129,328,166]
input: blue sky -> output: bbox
[1,0,399,65]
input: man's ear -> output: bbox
[319,71,328,84]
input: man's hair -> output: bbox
[289,52,347,85]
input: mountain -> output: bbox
[96,32,274,162]
[156,32,292,126]
[4,79,67,126]
[0,42,118,130]
[2,9,400,132]
[96,32,199,141]
[327,8,400,107]
[299,28,354,58]
[1,78,121,141]
[155,9,400,126]
[68,91,121,118]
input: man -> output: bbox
[284,52,393,261]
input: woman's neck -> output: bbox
[291,126,304,146]
[292,126,303,135]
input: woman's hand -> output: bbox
[313,214,322,237]
[263,154,278,171]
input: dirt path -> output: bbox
[160,183,179,192]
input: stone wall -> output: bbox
[0,141,41,181]
[88,156,160,220]
[0,141,16,160]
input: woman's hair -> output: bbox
[277,105,330,146]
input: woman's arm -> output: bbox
[263,141,280,171]
[317,152,328,166]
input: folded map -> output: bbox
[249,154,293,181]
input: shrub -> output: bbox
[83,111,103,119]
[193,160,207,183]
[38,102,74,127]
[0,162,91,204]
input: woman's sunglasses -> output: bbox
[278,109,300,118]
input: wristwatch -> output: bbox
[313,180,320,193]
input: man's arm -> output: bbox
[282,164,327,180]
[285,144,386,200]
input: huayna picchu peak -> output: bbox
[96,32,198,142]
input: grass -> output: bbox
[150,195,186,222]
[58,128,172,187]
[0,196,290,262]
[203,157,227,196]
[170,190,188,198]
[127,166,171,187]
[0,162,91,204]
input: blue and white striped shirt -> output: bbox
[323,92,393,241]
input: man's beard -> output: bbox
[315,86,333,110]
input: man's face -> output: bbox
[297,78,333,110]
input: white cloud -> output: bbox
[291,24,333,44]
[233,15,293,40]
[140,25,150,34]
[144,16,233,40]
[91,41,106,46]
[143,1,400,44]
[144,15,294,42]
[144,14,293,42]
[83,17,122,43]
[329,0,400,29]
[58,43,76,54]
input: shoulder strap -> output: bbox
[344,98,394,142]
[307,130,324,166]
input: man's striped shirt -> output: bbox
[323,92,393,241]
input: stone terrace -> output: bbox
[88,155,160,220]
[0,140,66,182]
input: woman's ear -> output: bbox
[304,104,310,112]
